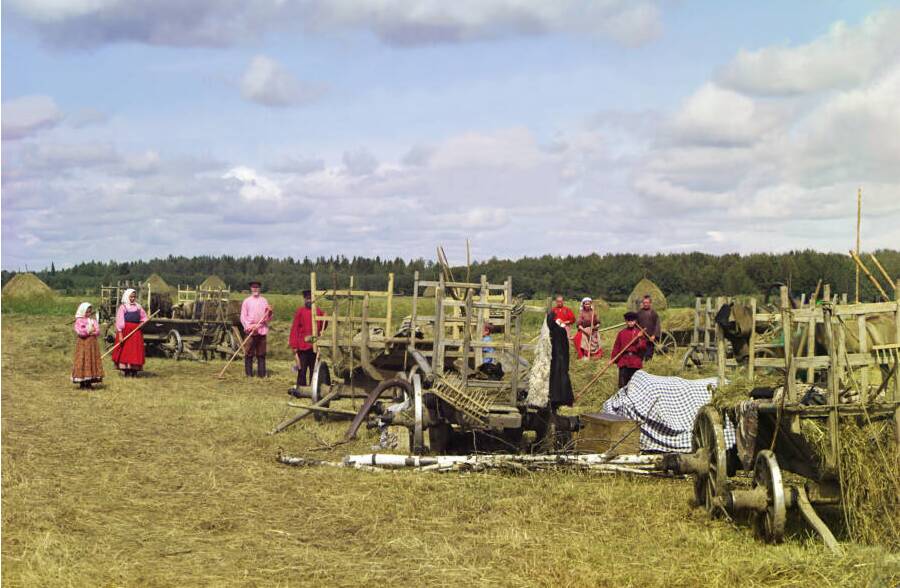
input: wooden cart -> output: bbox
[98,281,242,360]
[669,284,900,549]
[272,272,577,453]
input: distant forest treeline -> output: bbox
[3,250,899,304]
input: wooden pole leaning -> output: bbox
[849,250,890,300]
[575,328,646,402]
[217,313,269,379]
[100,310,160,360]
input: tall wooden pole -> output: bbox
[855,188,861,303]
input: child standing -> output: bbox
[72,302,104,389]
[611,311,647,389]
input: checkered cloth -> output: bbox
[601,370,736,453]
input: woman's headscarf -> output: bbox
[75,302,92,318]
[581,297,592,306]
[121,288,136,305]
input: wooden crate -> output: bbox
[574,412,640,455]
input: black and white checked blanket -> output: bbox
[601,370,736,453]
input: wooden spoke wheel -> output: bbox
[162,329,183,360]
[681,346,705,370]
[656,331,677,357]
[310,360,332,422]
[752,449,786,543]
[220,329,240,360]
[691,405,728,517]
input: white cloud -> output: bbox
[669,83,785,146]
[240,55,324,107]
[717,8,900,96]
[2,95,63,140]
[342,148,378,176]
[6,0,662,48]
[222,166,283,201]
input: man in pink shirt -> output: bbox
[241,280,273,378]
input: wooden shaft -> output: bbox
[100,310,160,359]
[270,389,341,434]
[856,188,861,303]
[217,313,268,378]
[868,253,894,287]
[575,330,644,402]
[849,250,889,300]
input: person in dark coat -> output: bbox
[636,295,661,360]
[611,312,648,389]
[547,312,574,408]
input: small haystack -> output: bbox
[2,273,54,297]
[200,275,228,290]
[144,273,174,295]
[627,278,668,311]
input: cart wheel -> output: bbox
[752,450,786,543]
[691,405,728,517]
[656,331,677,357]
[682,347,704,370]
[163,329,183,360]
[221,330,239,360]
[103,323,118,351]
[310,360,332,423]
[412,374,426,454]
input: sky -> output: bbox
[2,0,899,270]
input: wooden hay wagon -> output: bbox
[272,272,578,454]
[98,281,242,360]
[667,284,900,550]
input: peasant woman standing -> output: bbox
[71,302,104,389]
[111,288,147,376]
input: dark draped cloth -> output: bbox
[547,313,574,408]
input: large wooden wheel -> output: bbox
[752,449,786,543]
[162,329,183,360]
[691,405,728,517]
[681,346,705,370]
[655,331,677,357]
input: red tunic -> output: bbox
[611,327,647,369]
[111,321,145,369]
[289,306,326,351]
[550,306,575,326]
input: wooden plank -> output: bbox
[314,289,390,298]
[834,301,899,315]
[781,286,795,402]
[858,314,869,399]
[748,298,757,383]
[434,276,445,375]
[417,279,508,291]
[310,272,319,353]
[716,296,726,387]
[385,272,394,336]
[475,275,487,365]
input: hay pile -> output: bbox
[144,273,174,294]
[663,308,694,331]
[802,418,900,549]
[2,273,54,298]
[627,278,667,311]
[710,371,783,409]
[200,275,228,290]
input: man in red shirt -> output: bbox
[550,295,575,337]
[289,289,326,393]
[611,311,648,389]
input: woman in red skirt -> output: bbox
[112,288,148,376]
[573,297,604,360]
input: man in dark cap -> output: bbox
[289,289,326,393]
[611,311,648,388]
[241,280,272,377]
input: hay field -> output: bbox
[3,303,899,587]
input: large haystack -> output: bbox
[200,275,228,290]
[2,273,54,297]
[627,278,667,311]
[144,273,174,295]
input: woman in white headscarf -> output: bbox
[111,288,148,376]
[573,297,603,360]
[72,302,104,388]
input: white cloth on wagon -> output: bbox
[602,370,736,452]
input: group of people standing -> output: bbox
[550,294,661,388]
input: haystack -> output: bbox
[144,273,175,295]
[627,278,667,311]
[200,275,228,290]
[2,273,54,297]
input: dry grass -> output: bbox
[3,310,900,587]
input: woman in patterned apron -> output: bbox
[71,302,104,388]
[111,288,148,376]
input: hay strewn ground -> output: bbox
[2,305,899,587]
